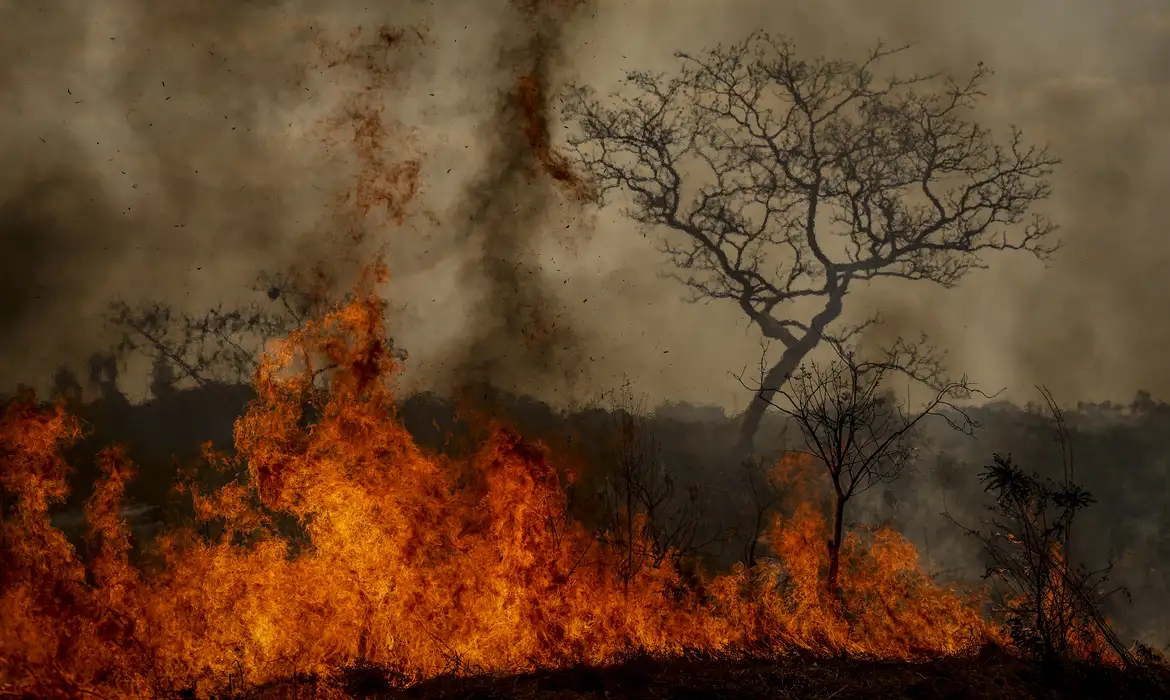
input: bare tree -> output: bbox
[107,266,404,392]
[746,342,982,595]
[596,380,722,584]
[739,454,784,569]
[563,32,1059,456]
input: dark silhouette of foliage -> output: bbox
[593,380,724,584]
[949,389,1134,667]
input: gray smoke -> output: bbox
[4,0,1167,654]
[4,0,1169,409]
[442,0,598,401]
[0,0,382,395]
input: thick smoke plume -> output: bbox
[444,0,598,402]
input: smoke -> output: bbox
[440,0,597,401]
[0,0,390,395]
[0,0,599,403]
[4,0,1170,411]
[4,0,1167,650]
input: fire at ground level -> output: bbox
[2,281,1169,699]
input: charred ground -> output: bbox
[238,652,1170,700]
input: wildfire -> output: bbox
[2,266,1001,699]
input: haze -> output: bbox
[2,0,1167,411]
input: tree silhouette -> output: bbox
[107,265,403,392]
[948,388,1135,667]
[746,342,981,595]
[563,32,1059,455]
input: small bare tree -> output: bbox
[597,380,722,584]
[746,342,981,594]
[563,32,1059,456]
[739,454,785,569]
[107,268,336,389]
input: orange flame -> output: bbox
[0,268,999,698]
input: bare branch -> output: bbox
[736,339,987,593]
[105,267,403,393]
[564,32,1058,453]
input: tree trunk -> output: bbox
[733,338,819,459]
[827,491,847,596]
[733,285,847,460]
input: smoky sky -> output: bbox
[3,0,1169,410]
[545,0,1170,410]
[0,0,372,395]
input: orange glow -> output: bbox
[1,266,1003,698]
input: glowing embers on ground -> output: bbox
[1,269,998,699]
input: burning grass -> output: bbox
[0,266,1117,699]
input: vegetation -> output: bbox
[3,27,1167,700]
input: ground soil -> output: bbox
[238,652,1170,700]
